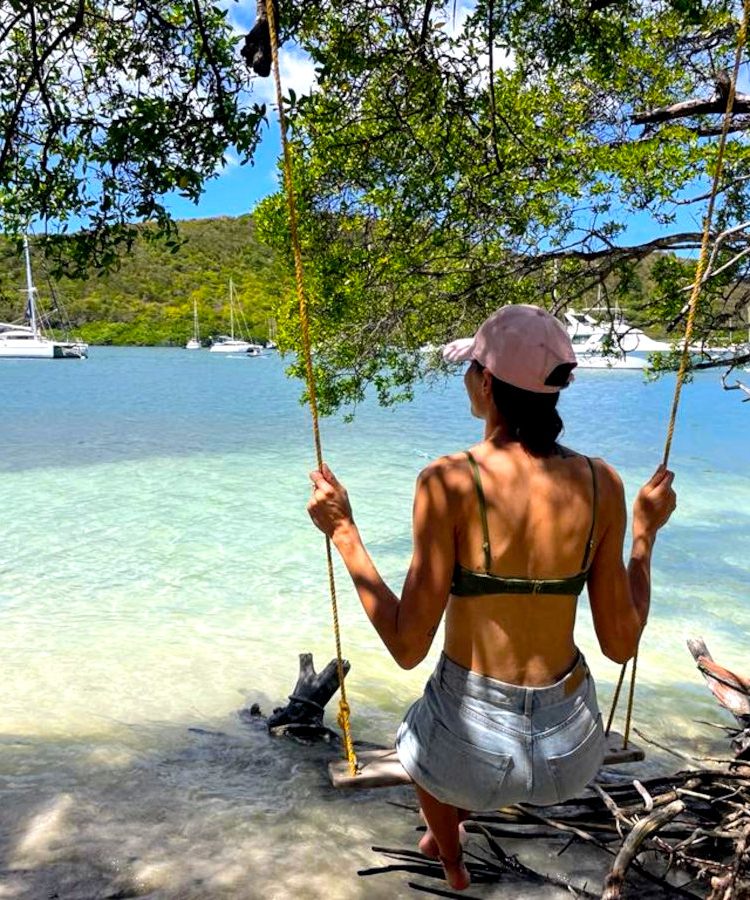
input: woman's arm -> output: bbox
[307,462,455,669]
[587,462,675,664]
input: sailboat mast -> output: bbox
[193,298,199,341]
[229,279,234,340]
[23,235,38,337]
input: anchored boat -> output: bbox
[564,309,670,369]
[0,236,88,360]
[209,279,264,355]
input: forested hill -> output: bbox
[0,215,286,345]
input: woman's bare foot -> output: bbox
[414,795,471,889]
[439,850,471,891]
[418,828,440,858]
[418,811,467,860]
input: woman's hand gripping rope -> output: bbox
[634,464,677,538]
[307,463,356,547]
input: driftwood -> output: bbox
[361,768,750,898]
[688,637,750,763]
[240,652,350,741]
[601,800,686,899]
[720,367,750,403]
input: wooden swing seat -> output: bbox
[329,731,643,789]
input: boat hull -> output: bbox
[58,342,88,359]
[209,340,265,355]
[209,342,254,353]
[574,353,645,370]
[0,342,55,358]
[0,338,87,359]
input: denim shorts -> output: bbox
[395,653,605,811]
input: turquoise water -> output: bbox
[1,348,748,898]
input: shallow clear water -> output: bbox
[0,349,748,898]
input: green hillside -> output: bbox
[0,215,286,345]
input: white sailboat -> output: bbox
[186,299,201,350]
[265,316,278,350]
[0,236,88,360]
[209,279,264,355]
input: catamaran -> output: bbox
[209,279,264,355]
[0,236,88,360]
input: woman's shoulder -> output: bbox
[587,455,624,492]
[417,451,474,490]
[554,448,625,507]
[557,445,622,480]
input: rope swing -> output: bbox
[265,0,749,774]
[264,0,358,777]
[606,0,750,748]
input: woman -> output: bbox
[307,304,676,891]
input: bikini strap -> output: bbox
[580,456,598,571]
[465,451,492,572]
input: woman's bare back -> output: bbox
[442,440,601,685]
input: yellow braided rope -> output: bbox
[604,658,627,736]
[609,0,750,749]
[264,0,358,776]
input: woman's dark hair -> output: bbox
[473,361,571,456]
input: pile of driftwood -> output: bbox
[360,638,750,898]
[361,762,750,898]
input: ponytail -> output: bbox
[489,377,564,457]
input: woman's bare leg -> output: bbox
[418,807,469,859]
[415,785,471,891]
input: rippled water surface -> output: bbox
[1,348,748,898]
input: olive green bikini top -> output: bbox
[451,450,598,597]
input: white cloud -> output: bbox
[432,2,516,79]
[212,149,242,177]
[279,50,319,98]
[250,44,318,107]
[442,0,473,40]
[220,0,254,39]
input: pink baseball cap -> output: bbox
[442,304,577,394]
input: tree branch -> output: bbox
[602,800,686,900]
[675,173,750,206]
[0,0,86,175]
[190,0,228,117]
[633,72,750,125]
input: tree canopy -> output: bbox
[255,0,750,413]
[0,0,264,272]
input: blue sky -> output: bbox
[163,121,283,221]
